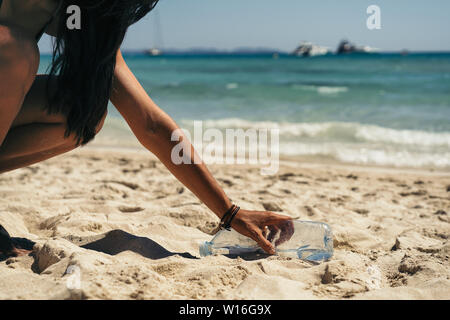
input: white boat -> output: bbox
[291,42,330,57]
[145,9,164,56]
[146,48,163,56]
[336,40,379,55]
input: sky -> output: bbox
[39,0,450,53]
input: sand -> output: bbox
[0,146,449,300]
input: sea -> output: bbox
[39,53,450,169]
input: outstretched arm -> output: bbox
[110,50,231,218]
[110,50,292,254]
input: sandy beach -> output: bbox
[0,146,449,300]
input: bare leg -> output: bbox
[0,23,106,257]
[0,25,40,257]
[0,75,106,255]
[0,75,107,173]
[0,124,77,257]
[0,123,79,173]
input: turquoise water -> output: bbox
[39,53,450,168]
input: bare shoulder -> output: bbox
[0,24,39,56]
[0,24,39,80]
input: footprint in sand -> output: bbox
[353,209,369,216]
[399,190,427,197]
[122,168,142,174]
[176,187,185,194]
[117,158,131,166]
[303,205,315,217]
[398,255,422,275]
[262,201,283,212]
[363,192,377,198]
[102,180,141,190]
[218,178,234,187]
[329,196,348,203]
[118,206,145,213]
[279,173,295,181]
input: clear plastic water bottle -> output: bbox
[199,220,333,262]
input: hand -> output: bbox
[230,209,294,254]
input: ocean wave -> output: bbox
[98,117,450,168]
[291,84,349,95]
[279,142,450,168]
[186,119,450,148]
[226,83,239,90]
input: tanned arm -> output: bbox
[110,50,293,254]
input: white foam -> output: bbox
[187,119,450,147]
[278,142,450,168]
[226,83,239,90]
[292,85,349,95]
[100,117,450,169]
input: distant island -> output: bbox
[135,47,285,56]
[119,47,450,58]
[133,39,449,57]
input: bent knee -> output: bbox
[63,108,107,143]
[47,108,107,144]
[0,25,39,87]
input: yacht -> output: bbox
[145,48,163,56]
[144,9,164,56]
[291,42,330,57]
[336,40,378,55]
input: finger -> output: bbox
[254,229,275,255]
[264,213,293,226]
[265,216,293,231]
[267,219,294,246]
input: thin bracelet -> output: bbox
[221,205,236,222]
[222,206,240,230]
[212,204,237,234]
[216,204,236,228]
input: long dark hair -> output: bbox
[47,0,159,145]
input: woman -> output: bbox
[0,0,292,258]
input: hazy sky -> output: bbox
[39,0,450,53]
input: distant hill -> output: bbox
[123,47,287,56]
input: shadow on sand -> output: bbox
[1,229,269,263]
[65,229,198,260]
[223,253,272,261]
